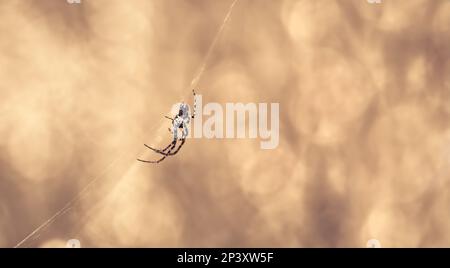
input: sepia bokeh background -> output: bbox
[1,0,450,247]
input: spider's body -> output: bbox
[137,90,197,164]
[170,103,191,140]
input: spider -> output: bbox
[137,90,197,164]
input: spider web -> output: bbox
[14,0,239,248]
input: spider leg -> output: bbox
[137,140,177,163]
[143,140,175,155]
[167,138,186,155]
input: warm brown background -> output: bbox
[1,0,450,247]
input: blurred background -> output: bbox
[0,0,449,247]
